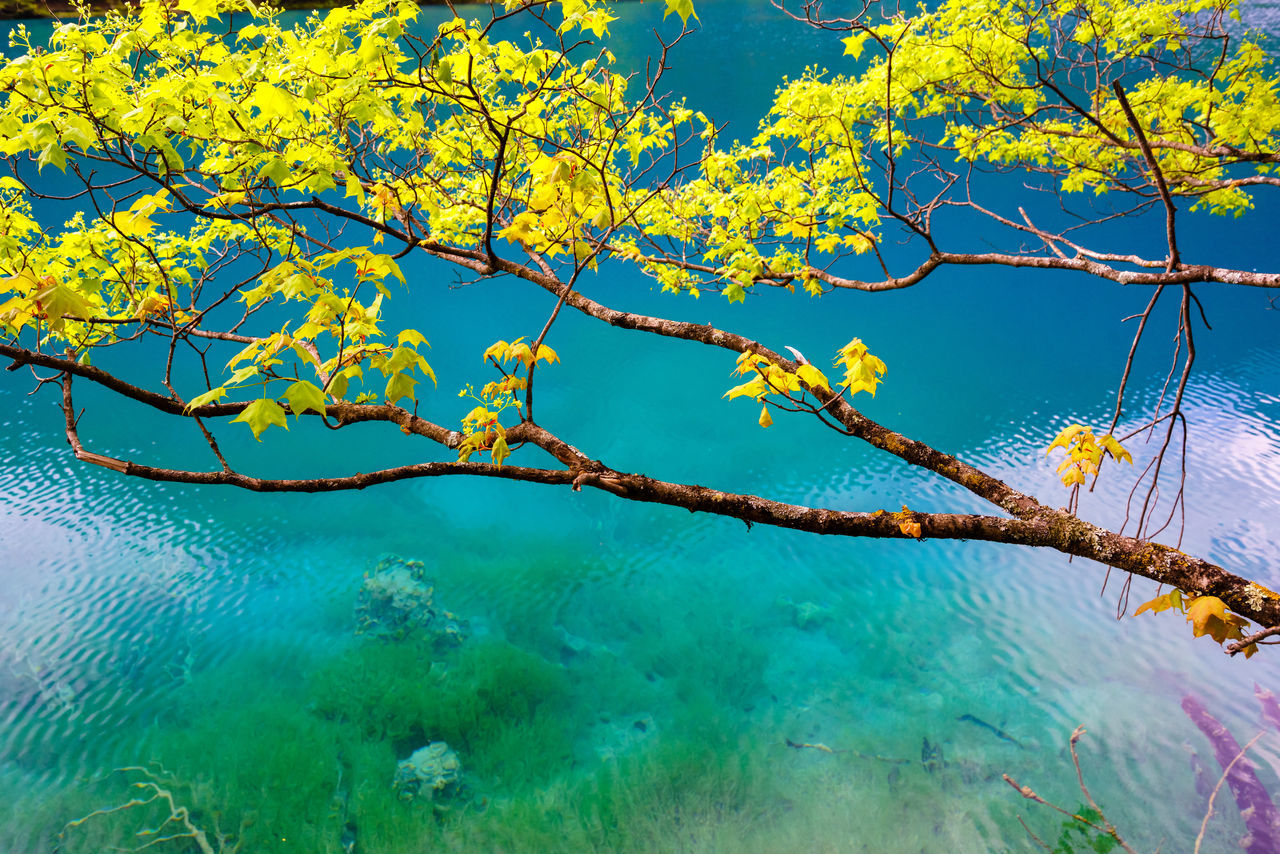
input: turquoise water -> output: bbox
[3,1,1280,851]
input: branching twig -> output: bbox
[1194,731,1266,854]
[1004,726,1140,854]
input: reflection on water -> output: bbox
[3,0,1280,851]
[5,355,1280,851]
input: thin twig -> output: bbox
[1228,626,1280,656]
[1194,730,1266,854]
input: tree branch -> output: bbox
[1112,81,1181,269]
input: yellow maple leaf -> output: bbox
[1185,595,1249,644]
[1132,589,1184,617]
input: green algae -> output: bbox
[309,636,571,763]
[21,546,1093,854]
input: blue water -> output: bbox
[3,2,1280,851]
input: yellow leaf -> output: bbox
[763,364,801,394]
[177,0,222,23]
[841,32,869,59]
[1099,433,1133,465]
[1133,589,1184,617]
[724,376,770,400]
[734,351,769,376]
[482,340,509,363]
[814,233,842,254]
[1185,594,1226,633]
[251,82,299,121]
[1046,423,1087,455]
[398,329,428,348]
[110,210,156,238]
[204,191,246,211]
[508,342,535,367]
[836,337,868,362]
[795,363,831,392]
[491,434,510,467]
[759,405,772,428]
[1185,595,1248,644]
[464,405,496,426]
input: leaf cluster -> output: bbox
[1133,589,1257,656]
[723,338,885,429]
[1045,423,1132,488]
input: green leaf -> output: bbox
[664,0,698,26]
[184,386,227,412]
[284,380,328,417]
[415,352,437,385]
[230,398,288,440]
[227,365,260,386]
[328,365,362,401]
[385,371,417,405]
[38,143,67,173]
[258,157,293,186]
[398,328,428,348]
[34,282,94,330]
[383,345,418,376]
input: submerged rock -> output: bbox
[776,596,834,630]
[355,556,469,645]
[393,742,463,803]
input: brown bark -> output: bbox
[45,350,1280,631]
[3,0,1276,651]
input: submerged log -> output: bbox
[1255,684,1280,734]
[1181,694,1280,854]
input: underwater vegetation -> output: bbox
[40,643,789,854]
[21,548,793,853]
[16,548,1270,853]
[33,554,799,853]
[310,635,574,784]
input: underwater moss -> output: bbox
[309,636,439,747]
[310,637,569,754]
[51,699,352,854]
[419,709,780,854]
[628,617,770,713]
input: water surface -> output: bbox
[3,2,1280,852]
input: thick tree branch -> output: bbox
[8,343,464,446]
[52,364,1280,628]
